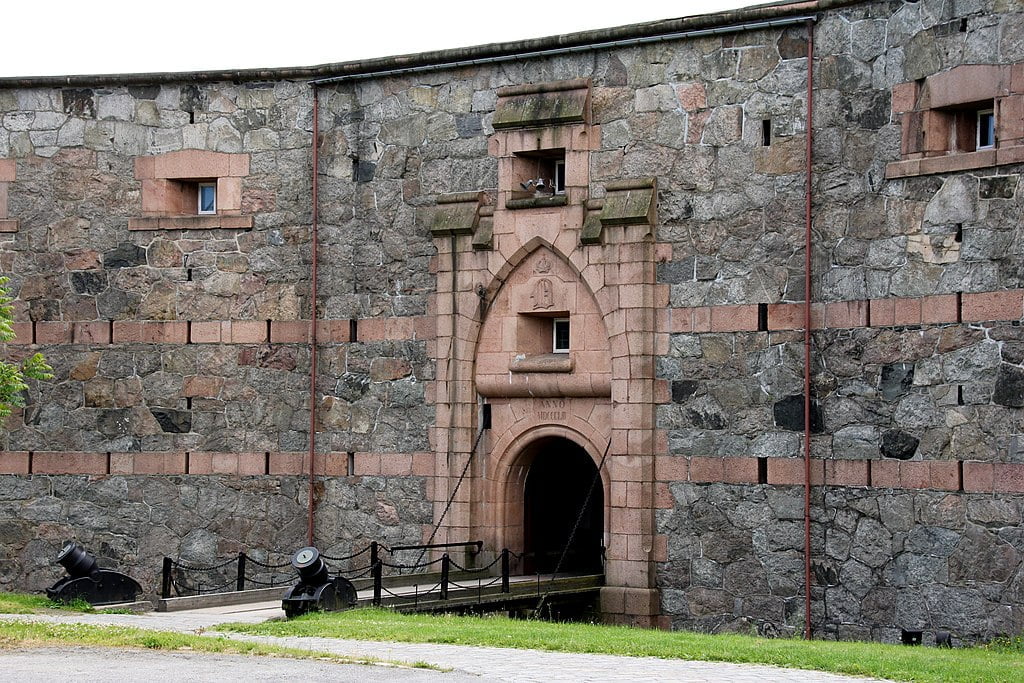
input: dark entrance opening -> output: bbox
[523,437,603,574]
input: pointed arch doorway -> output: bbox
[522,436,604,575]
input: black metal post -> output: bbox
[372,557,382,607]
[440,553,450,600]
[161,557,172,599]
[501,548,510,593]
[236,552,246,592]
[370,541,378,569]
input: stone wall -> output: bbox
[1,0,1023,642]
[658,482,1024,642]
[0,472,430,597]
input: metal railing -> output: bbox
[160,540,509,603]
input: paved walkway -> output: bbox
[1,606,890,682]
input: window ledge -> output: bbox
[0,219,18,233]
[505,195,569,210]
[128,215,254,231]
[886,145,1024,179]
[509,353,574,373]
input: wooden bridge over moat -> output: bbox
[159,541,604,620]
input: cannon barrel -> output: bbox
[56,542,99,579]
[282,546,356,618]
[291,546,330,586]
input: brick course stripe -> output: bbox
[654,456,1024,493]
[5,317,434,346]
[666,288,1024,335]
[1,451,435,477]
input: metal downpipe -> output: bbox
[307,85,321,546]
[802,17,815,641]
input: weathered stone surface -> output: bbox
[993,365,1024,408]
[773,395,824,433]
[880,429,919,460]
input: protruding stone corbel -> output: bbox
[581,177,657,245]
[428,191,494,248]
[493,78,591,130]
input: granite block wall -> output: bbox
[0,0,1023,641]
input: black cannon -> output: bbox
[45,542,142,606]
[281,546,357,618]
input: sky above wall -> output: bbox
[1,0,758,78]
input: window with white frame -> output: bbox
[198,182,217,214]
[552,318,570,353]
[977,108,995,149]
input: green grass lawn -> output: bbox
[219,608,1024,683]
[0,620,404,668]
[0,592,94,614]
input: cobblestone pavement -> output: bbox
[1,609,890,682]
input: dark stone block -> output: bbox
[880,429,918,460]
[455,114,483,138]
[658,260,693,284]
[355,161,376,183]
[880,363,914,401]
[993,364,1024,407]
[686,406,726,430]
[103,244,146,269]
[97,409,131,437]
[979,175,1019,200]
[339,109,365,123]
[128,85,161,100]
[70,271,107,295]
[672,380,699,403]
[179,84,203,113]
[28,300,60,321]
[61,89,95,118]
[773,395,824,433]
[150,408,192,434]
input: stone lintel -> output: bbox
[0,219,18,233]
[509,353,574,373]
[493,80,590,130]
[504,195,569,211]
[475,372,611,398]
[128,215,254,231]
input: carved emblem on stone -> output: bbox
[532,278,554,309]
[535,254,552,274]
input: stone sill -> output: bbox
[128,215,254,231]
[509,353,574,373]
[0,219,18,233]
[505,195,569,210]
[885,145,1024,178]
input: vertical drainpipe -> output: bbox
[307,84,321,546]
[802,17,815,641]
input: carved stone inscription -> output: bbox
[535,397,567,421]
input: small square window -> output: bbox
[553,318,570,353]
[198,183,217,214]
[977,109,995,149]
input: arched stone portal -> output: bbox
[521,436,604,575]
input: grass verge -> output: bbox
[219,608,1023,683]
[0,620,438,671]
[0,592,94,615]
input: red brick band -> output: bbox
[669,290,1024,333]
[0,451,434,477]
[652,455,1024,496]
[4,317,434,345]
